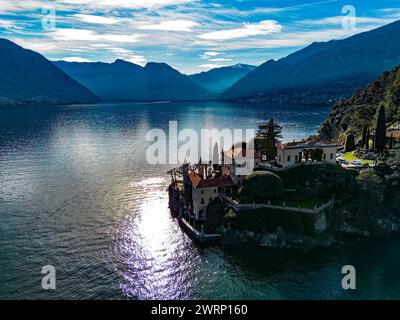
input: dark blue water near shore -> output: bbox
[1,101,399,299]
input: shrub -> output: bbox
[239,171,284,203]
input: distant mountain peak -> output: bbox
[231,63,254,69]
[55,59,209,101]
[0,38,99,105]
[189,63,256,94]
[145,62,174,70]
[220,19,400,103]
[113,58,129,64]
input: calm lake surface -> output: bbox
[1,101,399,299]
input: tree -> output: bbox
[345,134,356,152]
[255,118,283,160]
[375,104,387,151]
[212,143,219,168]
[385,146,400,188]
[361,125,368,149]
[356,168,384,203]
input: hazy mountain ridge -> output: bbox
[54,59,211,101]
[320,65,400,142]
[0,38,99,105]
[189,64,256,94]
[220,20,400,104]
[3,19,400,106]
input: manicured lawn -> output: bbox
[224,208,315,235]
[342,151,376,165]
[271,197,328,209]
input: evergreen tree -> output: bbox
[255,118,283,160]
[345,134,356,152]
[375,104,387,151]
[361,125,367,149]
[212,143,219,168]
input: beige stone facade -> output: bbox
[276,141,338,169]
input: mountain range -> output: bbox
[0,38,99,105]
[220,19,400,104]
[189,64,256,94]
[2,19,400,106]
[54,60,210,101]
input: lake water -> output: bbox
[1,101,399,299]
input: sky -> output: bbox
[0,0,400,74]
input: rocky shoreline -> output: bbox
[219,212,400,251]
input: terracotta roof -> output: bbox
[387,130,400,139]
[188,171,235,189]
[188,171,202,188]
[198,176,235,188]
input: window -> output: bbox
[214,189,217,193]
[209,197,212,202]
[330,153,333,159]
[201,198,204,204]
[201,190,204,194]
[218,187,222,193]
[323,154,326,160]
[287,155,291,162]
[279,155,282,163]
[199,210,205,219]
[295,155,298,162]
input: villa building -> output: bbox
[182,146,259,220]
[188,171,234,220]
[182,141,338,219]
[276,141,338,169]
[387,123,400,141]
[221,147,261,185]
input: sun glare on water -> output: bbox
[112,176,195,299]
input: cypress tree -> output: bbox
[345,134,356,152]
[375,104,387,151]
[361,125,367,149]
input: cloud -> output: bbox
[50,28,141,43]
[198,63,228,69]
[59,0,194,9]
[209,58,232,62]
[125,55,147,65]
[198,20,282,40]
[13,39,59,52]
[0,19,27,33]
[60,56,93,62]
[73,14,120,25]
[203,51,220,57]
[0,0,195,14]
[139,20,199,32]
[300,15,396,26]
[199,51,222,59]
